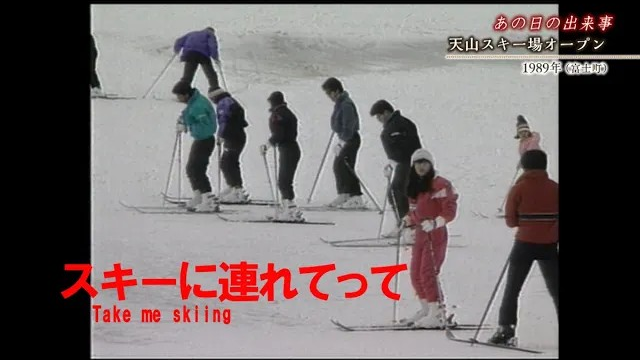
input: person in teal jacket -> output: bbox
[172,81,219,212]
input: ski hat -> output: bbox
[515,114,531,139]
[411,148,435,167]
[520,149,547,170]
[268,91,285,105]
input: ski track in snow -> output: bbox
[91,4,558,357]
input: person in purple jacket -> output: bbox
[174,27,221,95]
[208,88,250,203]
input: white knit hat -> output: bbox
[411,148,435,167]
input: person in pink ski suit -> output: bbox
[400,148,459,328]
[515,115,541,156]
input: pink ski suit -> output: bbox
[405,175,459,302]
[519,131,541,156]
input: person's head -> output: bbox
[411,148,436,177]
[208,88,226,104]
[515,114,532,139]
[172,81,194,103]
[406,148,437,197]
[369,100,395,123]
[520,149,547,171]
[268,91,285,109]
[322,77,344,102]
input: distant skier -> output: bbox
[172,81,218,212]
[514,115,541,159]
[369,100,423,237]
[173,27,221,95]
[90,34,104,98]
[488,149,558,345]
[260,91,304,222]
[400,148,459,328]
[321,77,364,209]
[208,89,250,203]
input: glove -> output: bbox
[333,140,345,156]
[421,217,446,233]
[401,215,413,228]
[176,122,186,133]
[383,163,394,178]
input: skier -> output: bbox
[488,149,558,345]
[369,100,423,237]
[173,27,221,95]
[172,81,218,212]
[90,34,104,97]
[400,148,459,328]
[321,77,364,209]
[515,115,541,158]
[260,91,304,222]
[208,88,250,203]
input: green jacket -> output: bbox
[181,89,216,140]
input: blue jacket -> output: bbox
[330,91,360,142]
[181,89,217,140]
[174,30,219,60]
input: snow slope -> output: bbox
[91,4,558,357]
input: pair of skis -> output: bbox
[331,316,543,354]
[91,93,137,100]
[319,235,466,248]
[119,201,335,225]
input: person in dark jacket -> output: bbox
[260,91,304,222]
[208,89,249,203]
[90,34,104,97]
[321,77,364,209]
[488,149,559,345]
[174,27,221,95]
[370,100,423,237]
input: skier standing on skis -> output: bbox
[172,81,218,212]
[369,100,423,237]
[260,91,304,222]
[90,34,104,98]
[488,149,558,345]
[173,27,221,96]
[208,89,250,203]
[400,148,458,328]
[321,77,364,209]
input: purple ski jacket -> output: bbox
[174,30,219,60]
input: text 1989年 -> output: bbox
[521,61,563,75]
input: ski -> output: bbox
[444,328,543,354]
[298,205,378,212]
[92,93,137,100]
[119,201,235,215]
[217,214,334,225]
[331,315,491,332]
[320,235,462,246]
[161,192,277,206]
[328,242,468,248]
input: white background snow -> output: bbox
[91,4,558,357]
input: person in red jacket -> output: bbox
[488,149,559,345]
[400,148,459,328]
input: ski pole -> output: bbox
[377,165,393,238]
[471,256,510,342]
[162,132,180,206]
[273,146,280,204]
[343,157,383,212]
[498,167,520,213]
[217,61,228,91]
[142,53,177,99]
[389,190,403,323]
[177,132,183,202]
[217,142,222,198]
[307,132,335,203]
[261,146,278,218]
